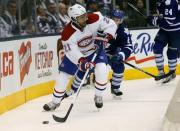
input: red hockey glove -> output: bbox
[78,57,95,72]
[94,31,113,48]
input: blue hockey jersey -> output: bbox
[157,0,180,31]
[106,23,132,60]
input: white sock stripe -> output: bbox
[75,75,82,82]
[155,57,164,61]
[169,67,176,70]
[113,74,123,78]
[74,79,81,85]
[169,65,176,68]
[112,77,122,82]
[72,83,79,89]
[154,54,163,57]
[169,68,176,71]
[112,81,121,86]
[168,63,177,67]
[73,80,80,86]
[168,59,177,63]
[113,72,123,77]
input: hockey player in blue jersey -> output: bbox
[147,0,180,83]
[106,10,133,96]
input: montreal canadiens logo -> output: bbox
[77,35,93,47]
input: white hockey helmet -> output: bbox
[68,4,87,22]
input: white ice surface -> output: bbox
[0,77,179,131]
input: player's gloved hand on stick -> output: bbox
[78,57,95,72]
[94,31,113,48]
[111,52,124,63]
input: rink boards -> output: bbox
[0,28,180,114]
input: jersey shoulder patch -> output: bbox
[61,22,76,41]
[86,13,99,24]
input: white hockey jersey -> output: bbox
[61,12,117,64]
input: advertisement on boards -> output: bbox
[18,41,32,85]
[19,36,59,88]
[128,29,158,67]
[0,43,20,97]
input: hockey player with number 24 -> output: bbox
[146,0,180,84]
[43,4,117,111]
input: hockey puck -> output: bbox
[42,121,49,124]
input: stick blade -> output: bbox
[52,114,67,123]
[52,104,74,123]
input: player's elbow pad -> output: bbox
[123,47,133,59]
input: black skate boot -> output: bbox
[111,87,123,96]
[82,74,91,86]
[64,89,75,98]
[43,101,60,111]
[162,71,176,84]
[156,71,165,84]
[94,95,103,108]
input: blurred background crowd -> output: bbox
[0,0,157,38]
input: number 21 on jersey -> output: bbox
[63,44,71,52]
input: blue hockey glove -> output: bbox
[111,52,125,64]
[78,57,95,72]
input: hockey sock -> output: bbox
[111,72,123,89]
[167,47,178,72]
[154,53,164,74]
[71,70,85,93]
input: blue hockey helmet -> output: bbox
[111,9,125,20]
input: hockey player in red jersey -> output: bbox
[43,4,117,111]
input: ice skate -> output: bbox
[82,75,91,89]
[111,87,123,99]
[162,71,176,84]
[94,95,103,109]
[82,74,95,89]
[43,101,60,111]
[156,72,165,84]
[64,89,75,98]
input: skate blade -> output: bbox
[155,79,165,85]
[112,95,122,100]
[97,108,101,112]
[162,77,176,84]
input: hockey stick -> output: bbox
[127,2,147,19]
[52,50,98,123]
[123,61,166,81]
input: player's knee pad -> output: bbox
[167,47,178,59]
[153,41,165,54]
[94,63,108,89]
[111,62,125,74]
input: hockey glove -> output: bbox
[146,15,159,26]
[111,52,125,64]
[94,31,113,48]
[78,57,95,72]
